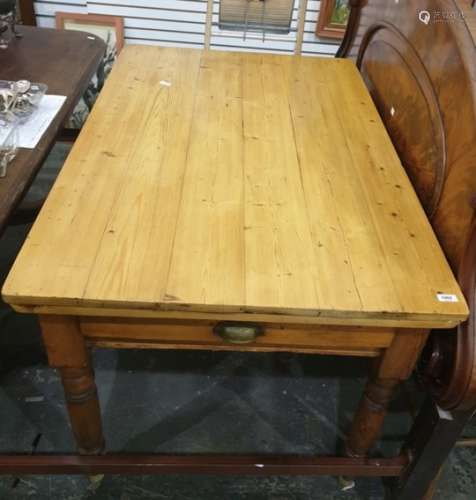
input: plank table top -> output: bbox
[2,46,469,329]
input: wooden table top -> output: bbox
[0,26,105,236]
[2,46,468,329]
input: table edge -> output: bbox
[3,296,468,329]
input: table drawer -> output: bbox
[80,318,395,357]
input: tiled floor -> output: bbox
[0,146,475,499]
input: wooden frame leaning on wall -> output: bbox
[55,12,124,53]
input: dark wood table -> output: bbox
[0,26,104,236]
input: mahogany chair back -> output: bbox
[339,0,476,410]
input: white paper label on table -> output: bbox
[436,293,459,303]
[17,95,67,149]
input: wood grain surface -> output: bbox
[79,317,396,356]
[0,26,105,236]
[457,0,476,42]
[2,46,468,328]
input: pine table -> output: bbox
[2,46,468,468]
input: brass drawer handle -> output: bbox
[213,322,263,344]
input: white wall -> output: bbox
[34,0,340,56]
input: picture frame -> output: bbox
[316,0,350,39]
[55,12,124,53]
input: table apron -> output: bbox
[77,317,402,357]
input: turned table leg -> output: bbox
[39,315,104,455]
[346,330,429,458]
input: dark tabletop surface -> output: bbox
[0,25,105,236]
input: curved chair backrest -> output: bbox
[339,0,476,410]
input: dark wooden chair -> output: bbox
[18,0,36,26]
[339,0,476,497]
